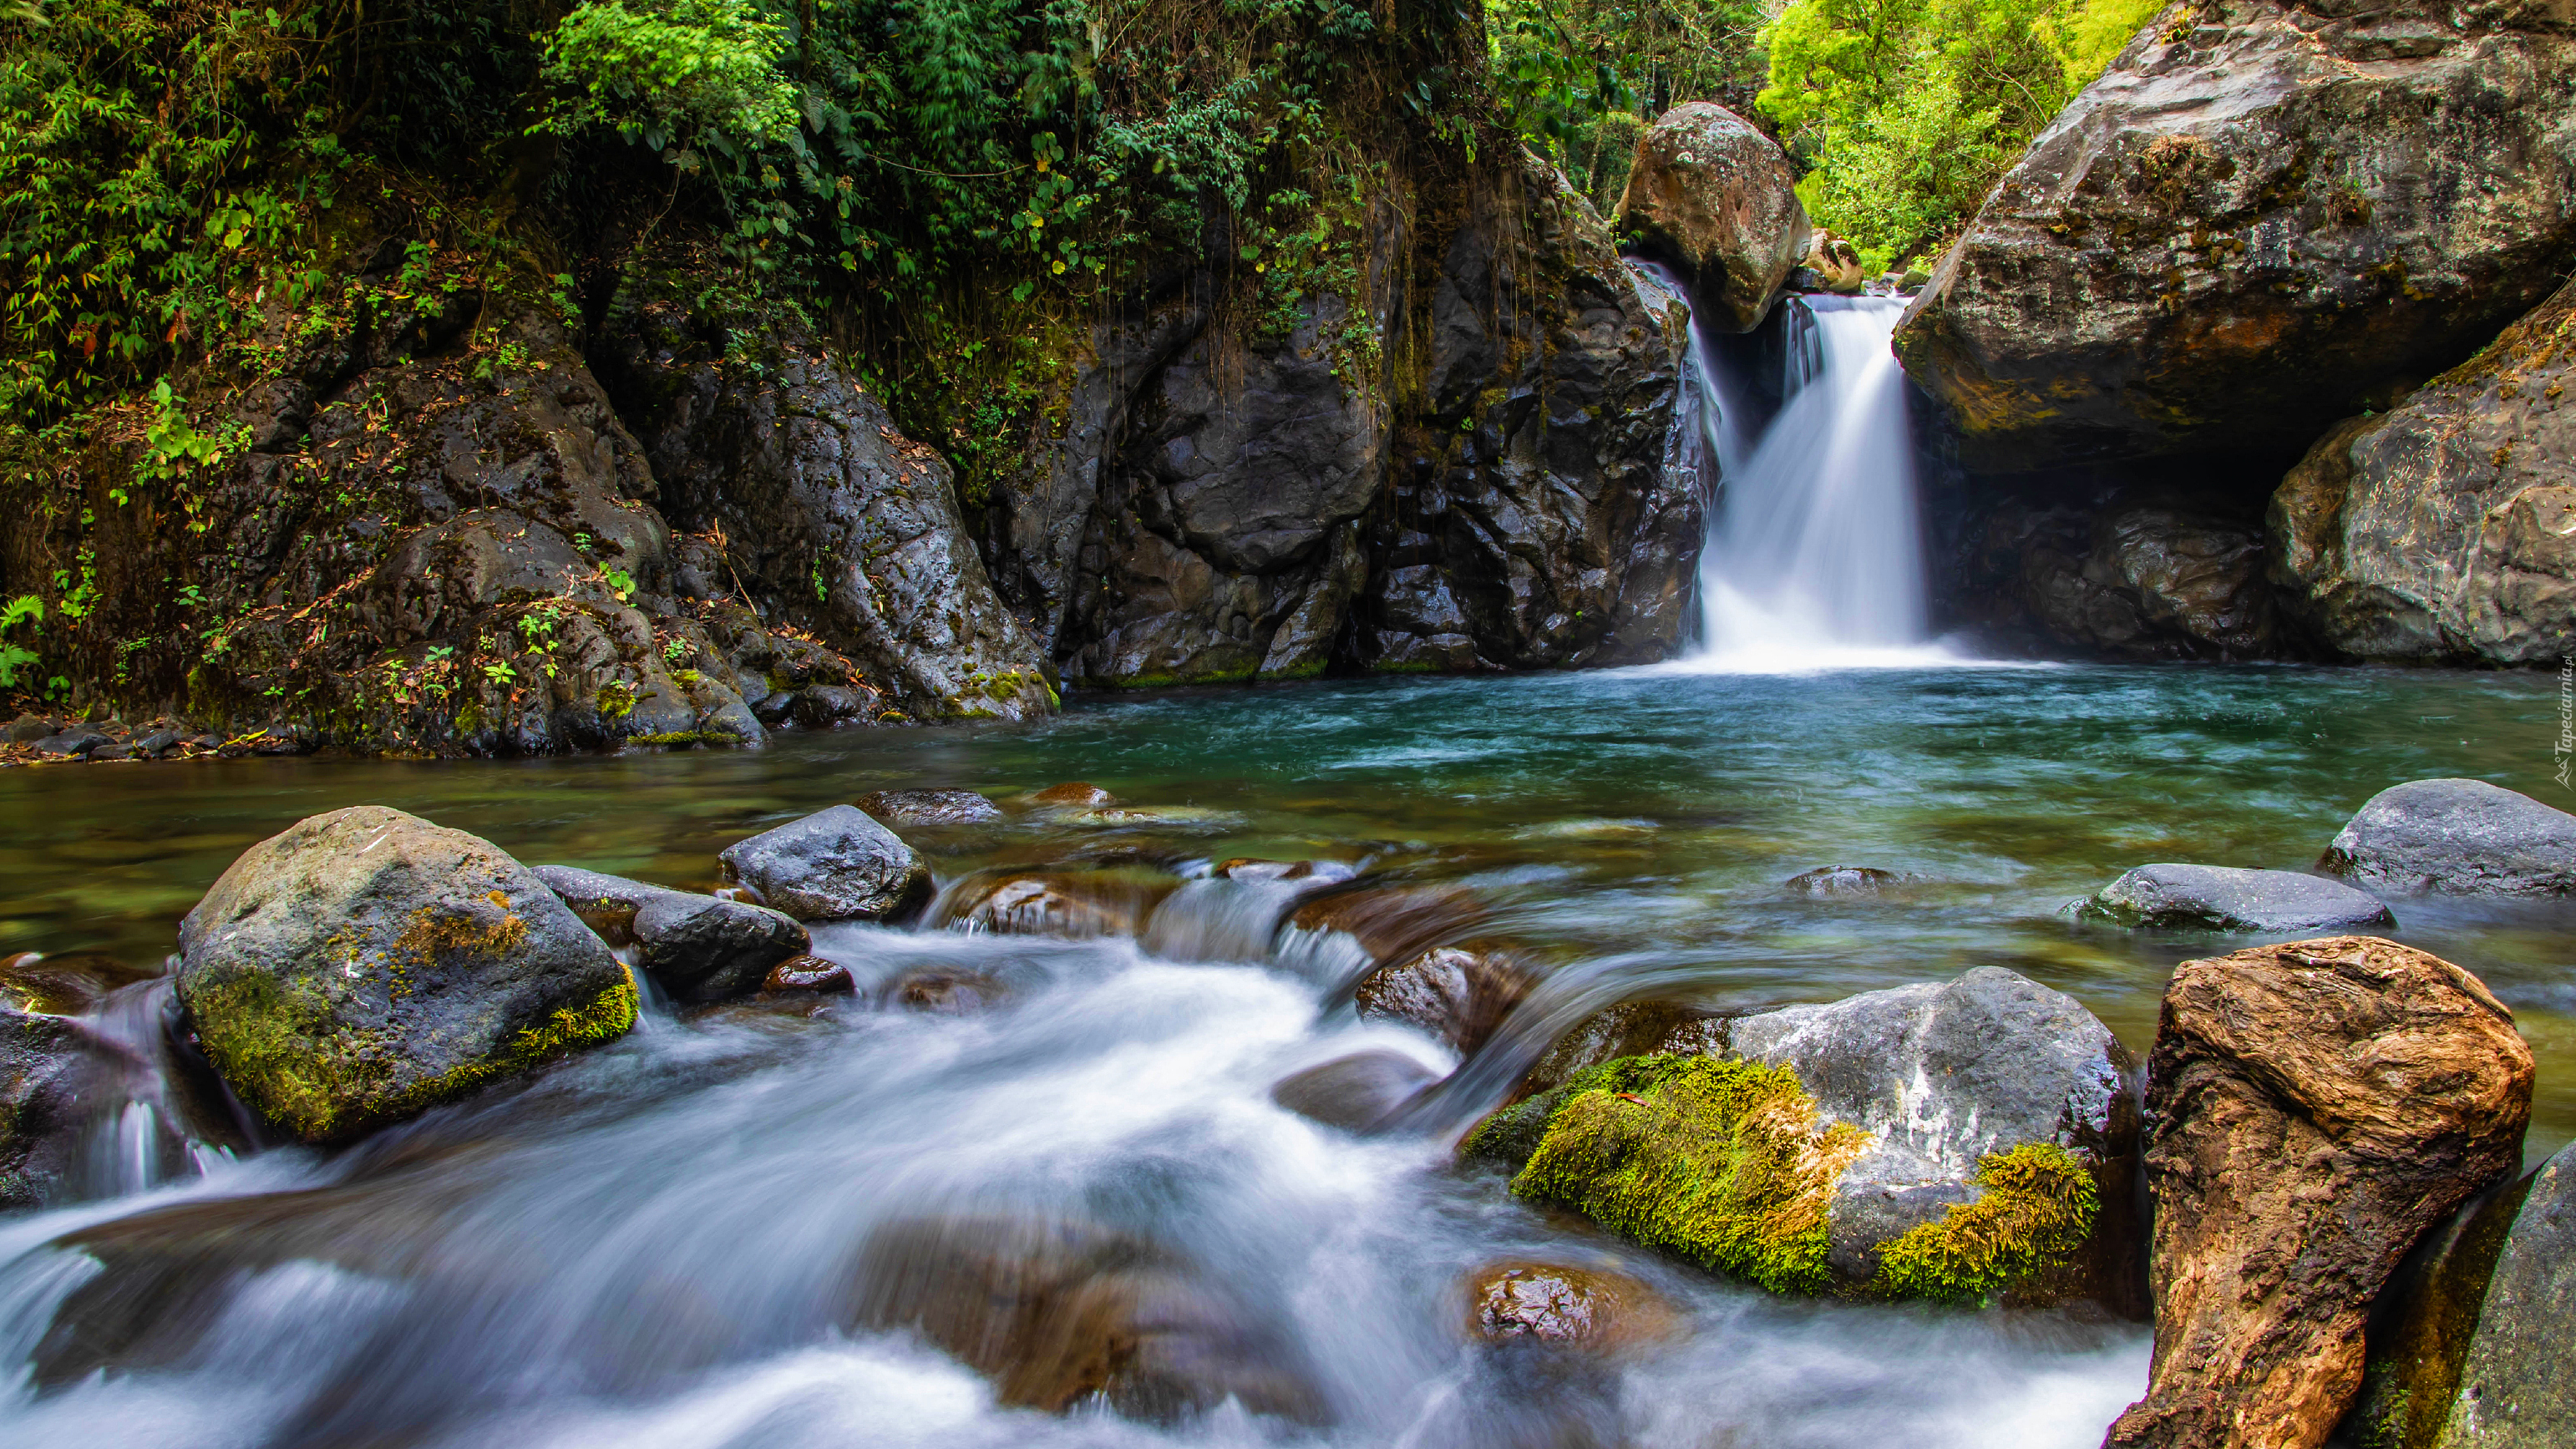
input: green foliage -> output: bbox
[1485,0,1768,209]
[1506,1054,1870,1294]
[1758,0,2162,266]
[1870,1141,2098,1305]
[0,592,39,688]
[539,0,799,151]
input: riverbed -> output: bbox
[1,661,2567,1446]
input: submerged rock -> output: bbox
[173,807,636,1143]
[1467,967,2141,1309]
[0,951,161,1016]
[940,869,1175,940]
[1270,1049,1438,1134]
[1783,866,1899,898]
[718,805,933,922]
[1353,946,1532,1056]
[849,1214,1326,1424]
[885,966,1010,1014]
[1612,102,1809,332]
[855,788,1006,825]
[1896,0,2576,473]
[1026,781,1116,808]
[1466,1261,1677,1350]
[2081,864,2394,932]
[535,865,809,1001]
[2270,276,2576,665]
[2103,937,2532,1449]
[2320,778,2576,897]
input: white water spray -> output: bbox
[1637,262,1955,671]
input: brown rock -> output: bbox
[940,869,1175,940]
[887,967,1009,1015]
[849,1214,1326,1423]
[1612,103,1810,332]
[854,788,1006,825]
[1352,946,1532,1055]
[1466,1262,1677,1350]
[762,955,854,994]
[0,952,161,1016]
[2104,936,2533,1449]
[1285,884,1486,967]
[1027,782,1116,808]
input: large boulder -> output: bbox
[173,807,637,1142]
[2320,779,2576,897]
[2348,1141,2576,1449]
[533,865,809,1001]
[1978,489,2283,660]
[2081,863,2395,932]
[716,805,933,922]
[1465,966,2142,1309]
[2269,276,2576,664]
[1611,103,1810,332]
[1895,0,2576,474]
[2103,937,2532,1449]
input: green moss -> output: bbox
[1870,1142,2098,1305]
[373,971,638,1125]
[596,681,636,720]
[186,966,354,1140]
[1504,1054,1870,1295]
[625,729,748,747]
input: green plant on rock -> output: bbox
[1870,1141,2097,1305]
[1505,1053,1870,1294]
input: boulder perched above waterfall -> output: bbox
[534,866,809,1001]
[2104,937,2531,1448]
[1467,966,2141,1309]
[174,807,637,1142]
[2320,779,2576,897]
[2269,276,2576,665]
[717,805,933,922]
[1613,103,1810,332]
[2081,864,2394,932]
[1895,0,2576,474]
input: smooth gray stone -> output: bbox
[2439,1142,2576,1446]
[2322,779,2576,897]
[717,804,931,922]
[534,865,808,1002]
[2082,864,2395,932]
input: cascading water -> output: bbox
[1637,262,1950,670]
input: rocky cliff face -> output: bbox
[0,217,1057,753]
[1898,0,2576,476]
[2269,276,2576,664]
[974,152,1701,688]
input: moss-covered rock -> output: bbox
[175,806,636,1142]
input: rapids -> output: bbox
[2,666,2568,1447]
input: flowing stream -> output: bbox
[2,666,2570,1447]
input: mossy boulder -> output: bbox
[1466,966,2140,1309]
[174,806,637,1142]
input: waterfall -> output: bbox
[1635,262,1951,671]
